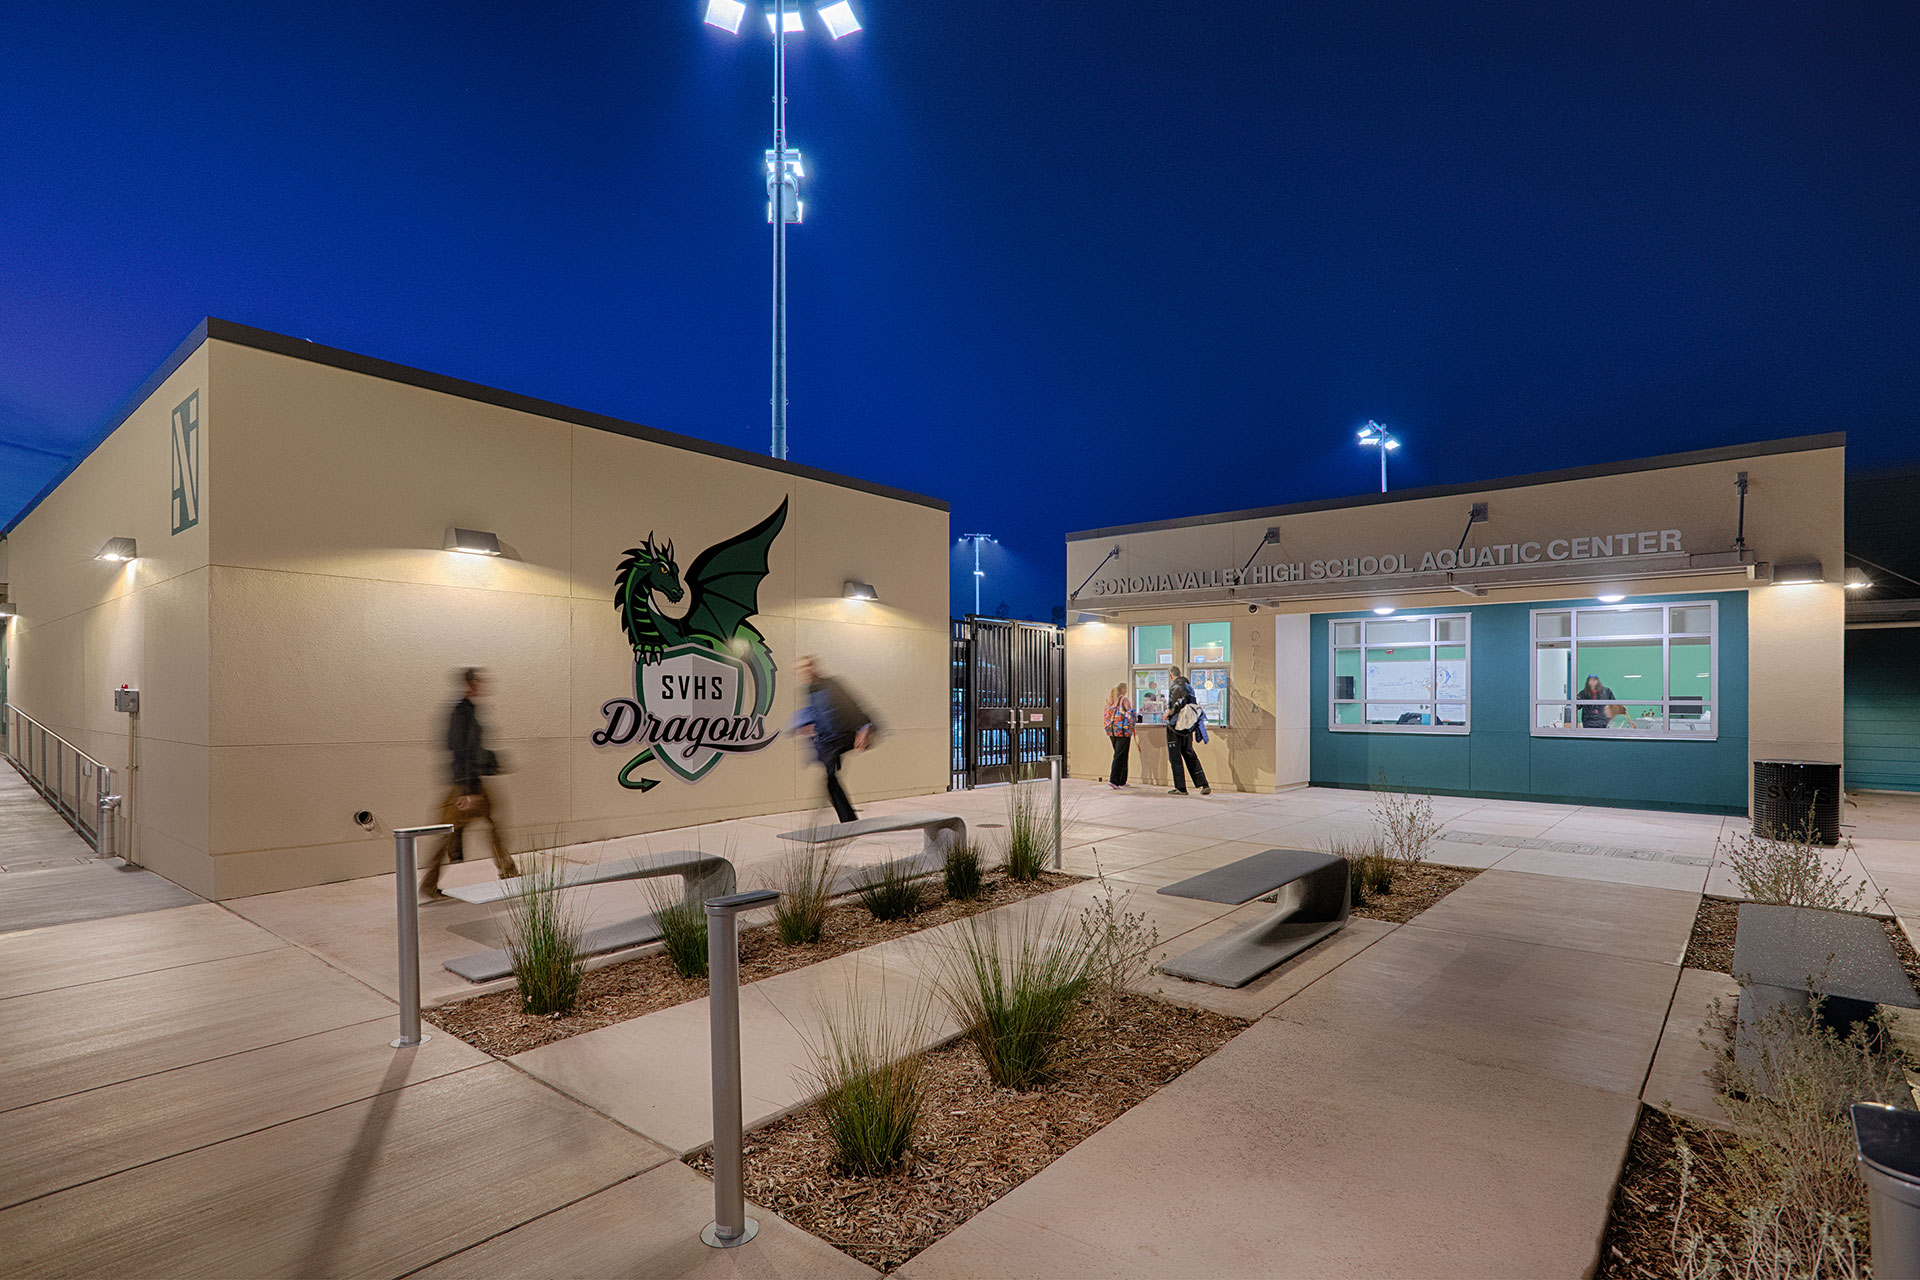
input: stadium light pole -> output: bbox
[1356,421,1401,493]
[959,533,996,616]
[703,0,863,461]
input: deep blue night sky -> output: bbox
[2,1,1915,620]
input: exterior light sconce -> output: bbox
[1597,593,1626,604]
[96,537,138,562]
[0,603,16,619]
[843,580,877,601]
[444,528,503,557]
[1844,568,1872,590]
[1773,561,1825,586]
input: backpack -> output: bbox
[1103,702,1132,735]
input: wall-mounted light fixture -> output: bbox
[444,528,503,556]
[96,537,138,562]
[0,603,16,619]
[1372,605,1396,616]
[1773,561,1825,586]
[843,580,877,601]
[1845,568,1872,590]
[1597,593,1626,604]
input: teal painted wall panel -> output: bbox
[1845,629,1920,792]
[1310,592,1749,812]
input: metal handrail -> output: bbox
[2,705,116,857]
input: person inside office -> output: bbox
[1579,674,1616,729]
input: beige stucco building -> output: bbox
[0,319,950,899]
[1065,436,1847,816]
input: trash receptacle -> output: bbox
[1754,760,1842,846]
[1852,1103,1920,1277]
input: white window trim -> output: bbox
[1329,612,1472,736]
[1528,600,1719,741]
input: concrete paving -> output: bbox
[0,774,1914,1279]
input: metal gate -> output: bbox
[951,616,1065,789]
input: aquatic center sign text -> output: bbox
[1086,529,1686,596]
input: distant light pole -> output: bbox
[703,0,863,461]
[1356,421,1401,493]
[959,533,996,616]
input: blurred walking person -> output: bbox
[1104,682,1136,788]
[420,667,514,900]
[1165,665,1212,796]
[790,655,877,823]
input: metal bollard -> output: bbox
[1854,1103,1920,1277]
[390,824,452,1049]
[97,793,122,861]
[702,887,781,1249]
[1050,754,1064,871]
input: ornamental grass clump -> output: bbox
[647,880,708,979]
[1331,833,1395,907]
[503,854,585,1016]
[1004,781,1055,882]
[806,987,930,1176]
[854,858,923,922]
[935,909,1101,1090]
[774,840,840,945]
[944,841,985,901]
[1719,807,1877,913]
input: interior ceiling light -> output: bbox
[95,537,138,562]
[445,528,503,556]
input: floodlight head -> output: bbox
[1384,438,1400,450]
[445,528,503,557]
[764,6,804,33]
[816,0,861,37]
[96,537,138,562]
[843,579,877,601]
[704,0,748,33]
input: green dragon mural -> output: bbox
[608,498,788,790]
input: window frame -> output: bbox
[1528,599,1719,741]
[1328,612,1472,735]
[1131,621,1233,728]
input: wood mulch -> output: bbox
[685,991,1245,1273]
[1598,1105,1738,1280]
[428,871,1077,1058]
[1682,894,1920,997]
[1351,861,1481,924]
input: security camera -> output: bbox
[353,810,375,830]
[1247,603,1259,613]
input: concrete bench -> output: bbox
[777,811,968,860]
[441,849,736,983]
[1732,902,1920,1091]
[1153,849,1350,989]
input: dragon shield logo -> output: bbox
[590,500,788,792]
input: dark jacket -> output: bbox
[809,676,875,765]
[447,697,497,794]
[1578,684,1616,729]
[1166,676,1198,734]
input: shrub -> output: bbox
[1719,808,1877,913]
[855,859,923,921]
[503,854,586,1015]
[1371,769,1439,865]
[944,841,985,901]
[806,988,929,1176]
[1004,781,1056,882]
[934,910,1100,1090]
[774,840,840,945]
[1077,861,1159,1017]
[1331,834,1395,906]
[1674,991,1914,1276]
[647,880,708,979]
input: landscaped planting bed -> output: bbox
[1350,862,1479,924]
[1681,893,1920,994]
[429,870,1076,1057]
[685,990,1243,1273]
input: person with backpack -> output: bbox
[1164,665,1212,796]
[1103,682,1136,788]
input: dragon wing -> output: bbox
[680,498,790,646]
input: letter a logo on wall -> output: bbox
[591,499,788,791]
[170,392,200,535]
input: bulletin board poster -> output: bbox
[1133,670,1171,725]
[1192,669,1231,727]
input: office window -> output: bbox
[1189,621,1231,666]
[1131,622,1233,727]
[1329,614,1470,733]
[1132,625,1173,725]
[1530,600,1717,739]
